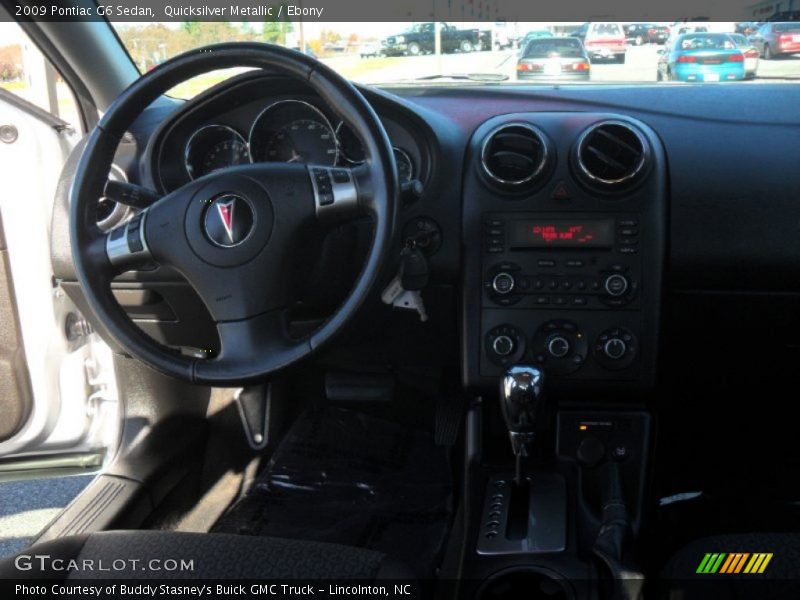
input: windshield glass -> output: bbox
[110,21,800,97]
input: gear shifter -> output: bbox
[500,365,546,484]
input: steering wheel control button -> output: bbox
[604,274,629,297]
[106,211,150,268]
[595,328,638,370]
[485,325,526,367]
[311,166,358,218]
[204,195,254,248]
[531,320,587,375]
[492,272,516,295]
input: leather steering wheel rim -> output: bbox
[70,43,397,385]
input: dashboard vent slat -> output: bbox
[481,123,550,188]
[575,121,649,190]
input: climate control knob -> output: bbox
[594,327,637,370]
[492,272,516,295]
[603,337,627,360]
[604,274,629,297]
[492,335,515,357]
[546,335,571,359]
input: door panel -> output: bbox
[0,210,33,442]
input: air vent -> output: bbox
[575,121,649,190]
[481,123,551,188]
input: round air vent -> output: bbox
[97,164,132,231]
[481,123,551,189]
[574,121,649,191]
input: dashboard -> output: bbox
[51,72,800,397]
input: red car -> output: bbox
[749,22,800,59]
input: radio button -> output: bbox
[604,274,629,297]
[492,272,515,294]
[537,259,556,268]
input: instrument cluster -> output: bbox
[182,99,416,184]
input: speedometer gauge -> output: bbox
[249,100,338,166]
[185,125,250,180]
[264,119,337,164]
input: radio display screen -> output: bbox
[508,219,614,249]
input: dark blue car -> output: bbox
[657,33,746,82]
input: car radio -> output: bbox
[482,213,641,310]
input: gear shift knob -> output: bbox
[500,365,545,459]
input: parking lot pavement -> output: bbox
[322,46,800,85]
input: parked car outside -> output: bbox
[624,23,669,45]
[359,43,382,58]
[729,33,760,78]
[582,22,627,62]
[658,33,745,82]
[517,37,591,81]
[749,22,800,59]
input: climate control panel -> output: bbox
[484,318,639,378]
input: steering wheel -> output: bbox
[70,43,398,385]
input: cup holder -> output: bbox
[476,567,572,600]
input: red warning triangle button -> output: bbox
[552,181,572,200]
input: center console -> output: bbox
[462,113,667,393]
[457,113,666,598]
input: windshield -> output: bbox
[110,21,800,97]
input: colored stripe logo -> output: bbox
[696,553,773,574]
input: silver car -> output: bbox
[517,37,591,81]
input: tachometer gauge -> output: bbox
[185,125,250,180]
[393,147,414,183]
[249,100,338,166]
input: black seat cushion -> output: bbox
[0,531,411,580]
[660,532,800,599]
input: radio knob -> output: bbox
[492,272,516,295]
[604,274,629,297]
[492,335,515,357]
[547,335,571,359]
[603,338,627,360]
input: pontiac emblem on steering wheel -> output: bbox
[204,195,254,248]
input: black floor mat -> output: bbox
[213,406,453,578]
